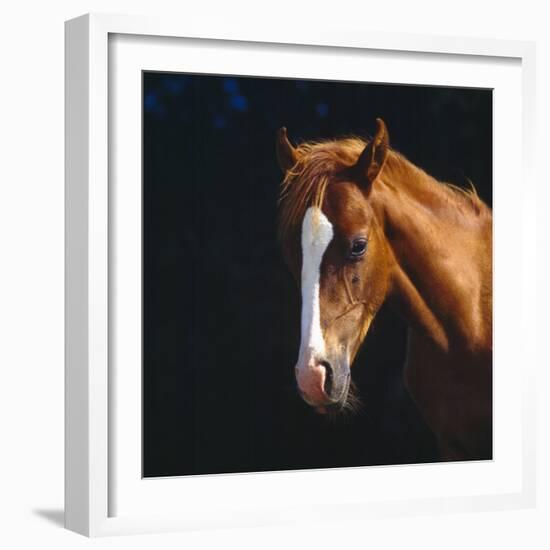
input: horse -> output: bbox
[276,119,492,461]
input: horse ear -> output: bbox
[356,118,389,188]
[276,127,298,173]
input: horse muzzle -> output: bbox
[295,356,350,412]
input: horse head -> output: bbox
[277,119,393,414]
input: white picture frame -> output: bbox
[65,12,537,537]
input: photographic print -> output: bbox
[142,72,492,478]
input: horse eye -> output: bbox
[350,238,367,258]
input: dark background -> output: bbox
[142,72,492,477]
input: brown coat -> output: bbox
[277,119,492,460]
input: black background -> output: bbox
[142,72,492,477]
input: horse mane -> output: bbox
[278,136,489,241]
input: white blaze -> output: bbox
[298,206,334,368]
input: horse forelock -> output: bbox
[277,137,367,243]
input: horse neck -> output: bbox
[371,154,492,354]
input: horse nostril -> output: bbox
[319,360,333,396]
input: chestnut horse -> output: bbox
[276,119,492,461]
